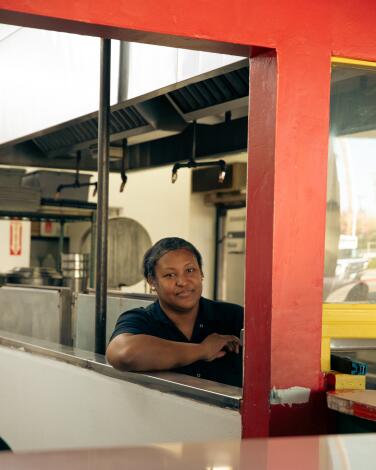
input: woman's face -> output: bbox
[149,248,203,313]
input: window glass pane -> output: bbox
[324,63,376,302]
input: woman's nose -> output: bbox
[175,275,187,286]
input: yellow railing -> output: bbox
[322,304,376,371]
[331,56,376,68]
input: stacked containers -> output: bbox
[61,253,89,292]
[0,168,40,211]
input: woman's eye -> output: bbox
[165,273,175,278]
[187,268,195,273]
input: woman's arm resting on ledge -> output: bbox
[106,333,240,372]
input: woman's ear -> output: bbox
[147,276,156,291]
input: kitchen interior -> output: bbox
[0,161,248,350]
[0,25,249,451]
[0,43,249,349]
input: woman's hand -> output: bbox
[200,333,240,361]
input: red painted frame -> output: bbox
[1,0,376,436]
[243,51,276,437]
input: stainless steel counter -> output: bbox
[0,285,72,345]
[0,330,242,410]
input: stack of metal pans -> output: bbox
[0,186,40,212]
[5,267,62,286]
[0,169,40,211]
[61,253,89,292]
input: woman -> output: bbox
[106,237,243,387]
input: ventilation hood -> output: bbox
[0,59,249,172]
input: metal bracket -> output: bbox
[56,151,98,198]
[120,139,128,192]
[171,120,227,184]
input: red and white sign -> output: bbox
[44,220,53,234]
[10,220,22,256]
[41,220,60,237]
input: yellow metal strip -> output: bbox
[321,337,331,372]
[331,56,376,68]
[322,303,376,372]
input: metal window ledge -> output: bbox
[0,330,242,410]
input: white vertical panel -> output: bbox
[177,49,241,81]
[189,194,216,298]
[0,27,119,143]
[126,43,178,98]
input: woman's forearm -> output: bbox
[106,334,204,371]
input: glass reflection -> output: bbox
[324,63,376,302]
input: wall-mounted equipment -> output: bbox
[217,207,246,306]
[191,161,247,194]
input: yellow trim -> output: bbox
[322,303,376,371]
[331,56,376,68]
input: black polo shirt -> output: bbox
[110,297,243,387]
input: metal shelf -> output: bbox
[0,199,96,222]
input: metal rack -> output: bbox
[0,198,96,221]
[0,199,97,287]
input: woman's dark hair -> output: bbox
[143,237,203,279]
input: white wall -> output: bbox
[107,166,191,242]
[0,220,30,272]
[0,345,241,452]
[0,25,120,143]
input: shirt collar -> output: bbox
[153,300,173,324]
[154,297,213,324]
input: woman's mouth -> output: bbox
[176,290,194,298]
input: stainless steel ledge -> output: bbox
[0,330,242,410]
[331,339,376,351]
